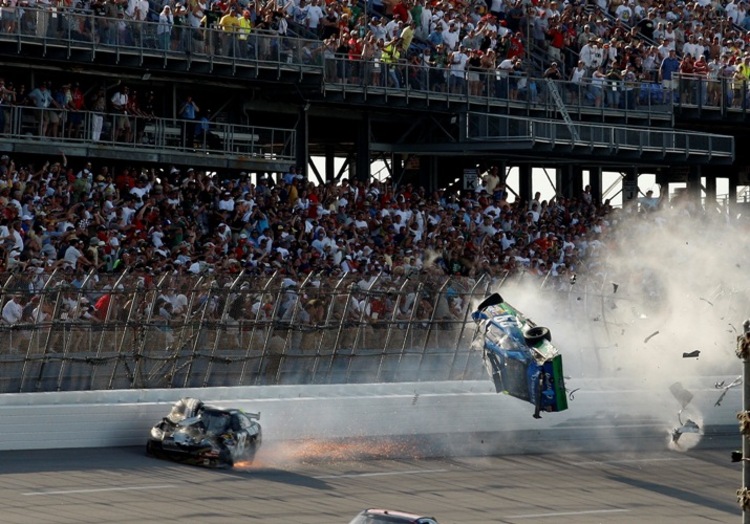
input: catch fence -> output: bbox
[0,269,706,393]
[1,271,495,392]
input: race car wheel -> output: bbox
[524,326,551,345]
[146,441,154,456]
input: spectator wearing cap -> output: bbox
[427,21,444,49]
[86,236,106,270]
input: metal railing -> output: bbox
[0,7,324,73]
[674,73,750,113]
[0,7,719,124]
[0,104,296,160]
[322,55,673,120]
[466,112,735,159]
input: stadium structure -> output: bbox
[0,11,742,203]
[0,9,745,393]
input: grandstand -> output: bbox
[0,1,745,393]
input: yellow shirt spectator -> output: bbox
[238,13,252,40]
[219,13,240,32]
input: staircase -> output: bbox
[544,78,579,143]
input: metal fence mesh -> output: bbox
[0,271,498,392]
[2,268,742,393]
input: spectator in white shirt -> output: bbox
[2,294,23,324]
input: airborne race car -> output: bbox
[146,397,261,468]
[472,293,568,418]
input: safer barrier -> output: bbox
[0,378,738,452]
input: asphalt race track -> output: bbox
[0,435,742,524]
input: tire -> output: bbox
[146,440,154,456]
[524,326,551,345]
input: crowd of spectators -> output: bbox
[4,0,750,107]
[0,152,615,295]
[0,148,628,340]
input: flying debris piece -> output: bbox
[699,297,714,306]
[412,393,420,406]
[570,274,577,285]
[568,388,580,401]
[671,418,701,444]
[592,316,600,322]
[729,323,738,333]
[714,376,742,407]
[682,350,701,359]
[670,382,694,409]
[644,331,660,344]
[612,282,619,294]
[715,376,742,390]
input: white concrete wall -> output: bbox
[0,377,740,451]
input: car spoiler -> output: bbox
[243,411,261,420]
[476,293,504,313]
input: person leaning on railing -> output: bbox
[381,36,403,88]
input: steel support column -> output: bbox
[355,113,371,182]
[687,164,702,205]
[325,144,335,182]
[728,172,738,214]
[296,105,308,178]
[518,164,532,203]
[622,167,638,204]
[704,172,716,209]
[589,166,603,205]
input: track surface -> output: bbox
[0,438,742,524]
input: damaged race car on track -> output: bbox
[146,397,261,468]
[472,293,568,418]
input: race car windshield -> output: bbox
[202,412,231,434]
